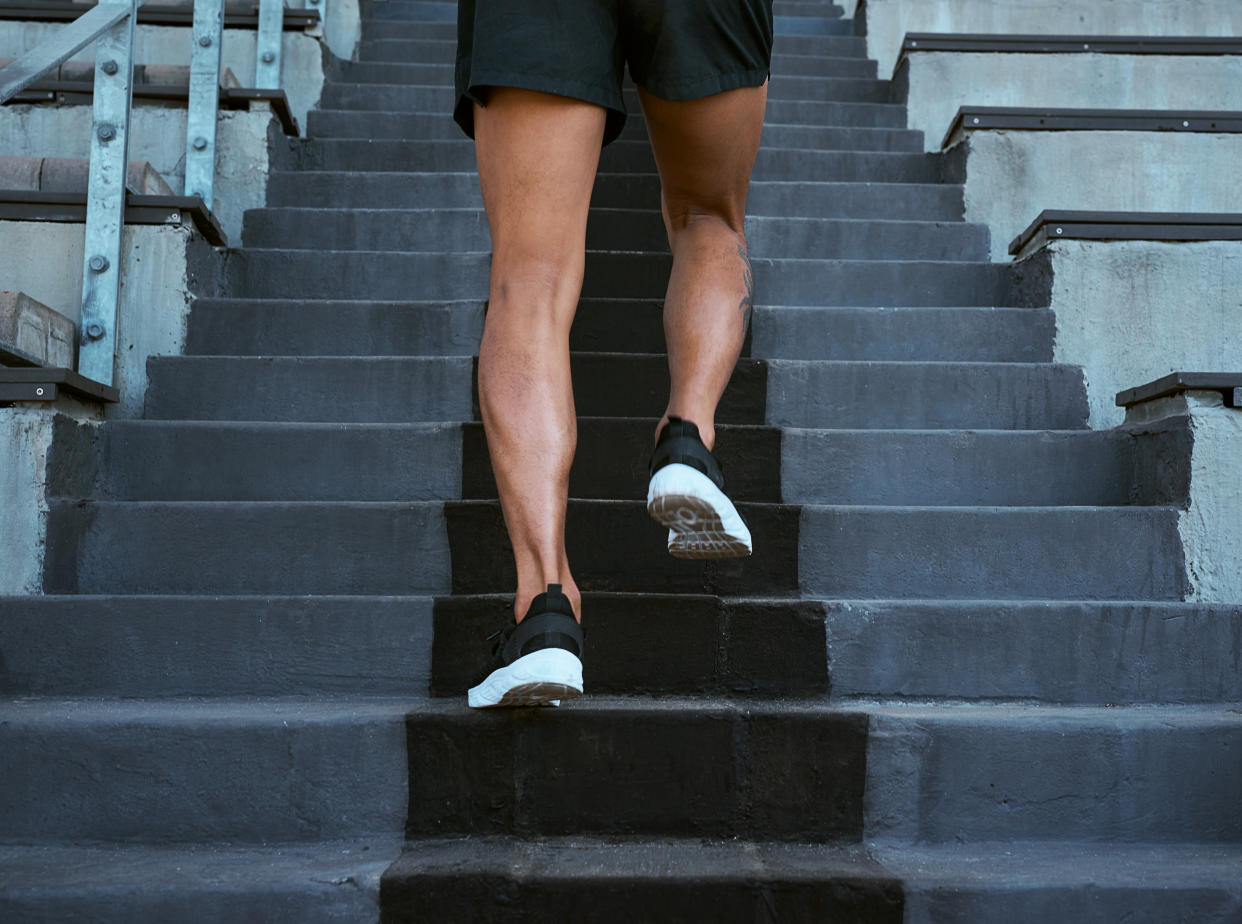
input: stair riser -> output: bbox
[799,507,1188,600]
[404,708,867,838]
[432,596,829,697]
[774,14,854,35]
[446,501,799,596]
[43,502,452,595]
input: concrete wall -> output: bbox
[904,54,1242,152]
[0,105,274,244]
[0,221,210,419]
[860,0,1242,78]
[1033,240,1242,429]
[957,132,1242,262]
[0,23,325,131]
[1126,391,1242,603]
[1,409,57,594]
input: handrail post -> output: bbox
[255,0,283,89]
[185,0,224,207]
[78,0,139,387]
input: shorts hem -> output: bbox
[454,71,627,144]
[639,66,771,103]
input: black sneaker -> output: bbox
[647,417,752,559]
[467,584,585,708]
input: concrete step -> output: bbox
[42,500,451,595]
[859,702,1242,843]
[0,595,434,697]
[782,428,1140,506]
[306,110,920,150]
[291,139,942,183]
[142,353,764,423]
[185,298,485,357]
[267,172,964,221]
[449,500,1185,599]
[220,249,1027,306]
[360,16,455,35]
[774,14,854,35]
[774,0,846,16]
[380,838,902,922]
[242,208,987,261]
[400,696,867,839]
[0,697,409,842]
[821,600,1242,704]
[752,306,1054,362]
[0,839,402,924]
[765,360,1086,429]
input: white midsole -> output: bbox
[647,463,752,550]
[467,647,584,708]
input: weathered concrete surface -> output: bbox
[0,23,325,129]
[0,290,74,367]
[0,409,55,594]
[0,221,210,418]
[958,132,1242,261]
[860,0,1242,78]
[323,0,362,61]
[1038,241,1242,429]
[904,53,1242,151]
[1126,392,1242,604]
[0,154,173,195]
[0,106,275,242]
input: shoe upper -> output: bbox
[473,584,585,686]
[649,416,726,491]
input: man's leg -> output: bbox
[638,82,768,453]
[473,88,607,623]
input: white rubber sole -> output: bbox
[467,647,584,709]
[647,463,753,559]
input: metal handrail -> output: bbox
[0,0,298,390]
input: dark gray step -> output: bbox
[752,306,1055,362]
[463,419,781,502]
[783,428,1139,505]
[821,600,1242,704]
[0,840,401,924]
[43,500,451,595]
[0,595,435,697]
[447,499,798,596]
[306,110,920,151]
[798,505,1187,600]
[765,75,894,103]
[143,353,764,423]
[862,703,1242,842]
[361,15,455,33]
[766,360,1085,429]
[358,33,868,59]
[267,172,963,221]
[185,298,485,357]
[221,249,1027,307]
[402,696,867,839]
[291,139,941,183]
[432,594,827,698]
[774,1,846,18]
[0,698,409,842]
[381,839,902,924]
[364,0,455,21]
[774,14,854,35]
[242,208,986,261]
[771,51,876,77]
[144,355,474,422]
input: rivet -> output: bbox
[170,211,181,223]
[193,136,208,151]
[85,322,105,341]
[35,387,45,396]
[88,255,109,273]
[1055,227,1063,235]
[1183,121,1190,128]
[1083,43,1090,49]
[261,51,276,63]
[198,35,212,47]
[101,59,118,75]
[972,117,980,124]
[97,123,116,142]
[910,41,918,47]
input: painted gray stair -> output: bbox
[42,500,451,595]
[0,698,408,842]
[242,208,988,261]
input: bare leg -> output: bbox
[473,88,606,622]
[638,82,768,451]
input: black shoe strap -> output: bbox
[649,416,725,491]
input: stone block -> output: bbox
[0,290,75,368]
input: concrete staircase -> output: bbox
[2,0,1240,921]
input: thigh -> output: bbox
[474,88,608,279]
[637,83,768,231]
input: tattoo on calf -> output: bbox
[737,243,754,337]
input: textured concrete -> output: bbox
[0,106,276,243]
[1039,240,1242,428]
[0,155,171,195]
[0,23,325,130]
[860,0,1242,77]
[958,132,1242,260]
[0,222,211,419]
[904,54,1242,151]
[0,290,74,367]
[0,409,55,594]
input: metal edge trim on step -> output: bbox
[1116,372,1242,409]
[0,190,227,246]
[901,33,1242,62]
[0,364,120,403]
[0,2,319,30]
[942,107,1242,151]
[1008,210,1242,258]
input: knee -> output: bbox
[488,253,584,323]
[662,198,746,246]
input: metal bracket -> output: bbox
[185,0,223,207]
[255,0,283,89]
[0,383,58,401]
[78,0,138,388]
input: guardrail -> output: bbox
[0,0,304,391]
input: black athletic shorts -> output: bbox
[454,0,774,146]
